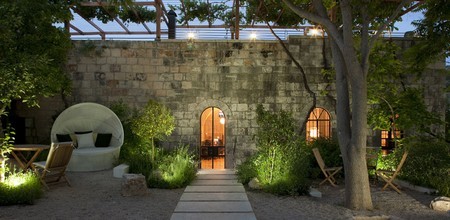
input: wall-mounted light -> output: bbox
[309,28,321,37]
[249,32,257,41]
[219,111,225,124]
[187,32,196,40]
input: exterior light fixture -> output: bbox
[187,32,196,40]
[310,28,320,36]
[249,33,257,40]
[220,117,226,125]
[309,127,318,138]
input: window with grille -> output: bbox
[306,107,331,142]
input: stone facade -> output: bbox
[14,37,446,168]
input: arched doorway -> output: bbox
[200,107,226,169]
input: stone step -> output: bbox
[191,179,240,186]
[196,174,237,180]
[185,185,245,193]
[170,212,257,220]
[174,201,253,213]
[180,192,248,201]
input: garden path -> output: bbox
[170,169,257,220]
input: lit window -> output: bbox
[381,129,403,149]
[306,107,331,142]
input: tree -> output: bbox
[131,100,175,163]
[0,0,73,182]
[277,0,429,210]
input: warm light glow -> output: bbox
[6,175,27,187]
[220,117,225,125]
[187,32,196,40]
[249,33,257,40]
[309,28,320,36]
[309,127,318,138]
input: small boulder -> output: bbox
[248,177,261,190]
[430,196,450,212]
[121,173,148,197]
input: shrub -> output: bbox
[0,171,43,205]
[308,137,343,179]
[148,144,197,188]
[398,137,450,196]
[236,105,311,195]
[236,155,257,185]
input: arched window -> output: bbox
[200,107,226,169]
[306,107,331,142]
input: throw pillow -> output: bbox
[56,134,72,142]
[95,133,112,147]
[75,131,93,134]
[75,132,95,148]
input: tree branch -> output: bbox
[261,1,316,134]
[281,0,344,51]
[369,0,414,50]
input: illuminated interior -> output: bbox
[306,107,331,142]
[200,107,225,169]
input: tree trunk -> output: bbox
[332,39,373,210]
[345,62,373,210]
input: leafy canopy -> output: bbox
[0,0,72,114]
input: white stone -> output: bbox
[113,164,129,178]
[430,196,450,212]
[309,187,322,198]
[248,177,261,190]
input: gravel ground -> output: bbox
[1,170,449,220]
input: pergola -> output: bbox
[66,0,424,41]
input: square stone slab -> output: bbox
[185,185,245,193]
[180,192,248,201]
[174,201,253,212]
[171,212,256,220]
[191,179,240,186]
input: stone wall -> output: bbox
[14,37,446,168]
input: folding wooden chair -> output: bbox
[33,142,74,189]
[312,148,343,187]
[376,151,408,194]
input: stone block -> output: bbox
[248,177,261,190]
[309,187,322,198]
[430,196,450,212]
[113,164,129,178]
[121,173,148,197]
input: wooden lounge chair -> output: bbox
[312,148,343,187]
[376,151,408,194]
[33,142,74,189]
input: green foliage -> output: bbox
[236,156,257,185]
[0,0,72,116]
[73,1,155,24]
[408,0,449,70]
[367,41,443,136]
[399,137,450,196]
[377,137,450,196]
[308,137,343,179]
[131,100,175,143]
[111,100,196,189]
[131,100,175,163]
[149,144,197,189]
[0,171,43,205]
[243,0,307,26]
[110,100,153,177]
[169,0,231,26]
[0,126,15,182]
[237,105,311,195]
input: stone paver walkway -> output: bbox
[170,169,257,220]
